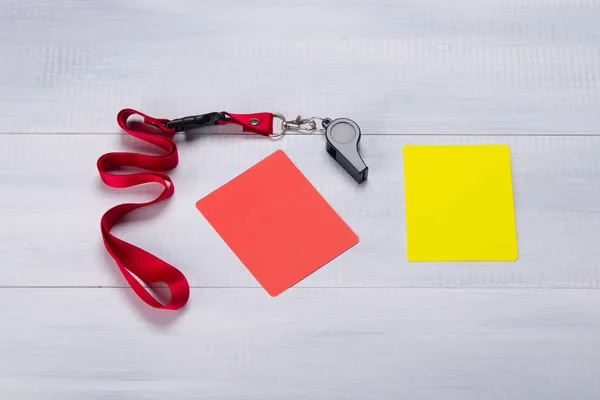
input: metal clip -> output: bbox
[271,114,320,138]
[284,115,317,132]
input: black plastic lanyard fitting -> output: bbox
[165,112,226,132]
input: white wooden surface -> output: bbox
[3,134,600,288]
[1,0,599,134]
[1,0,600,398]
[2,289,600,400]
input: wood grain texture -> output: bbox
[1,133,600,288]
[2,1,600,398]
[0,288,599,400]
[0,0,598,134]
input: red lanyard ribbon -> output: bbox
[97,109,274,310]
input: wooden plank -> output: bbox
[0,287,598,399]
[0,0,598,134]
[1,133,600,288]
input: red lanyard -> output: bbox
[97,109,275,310]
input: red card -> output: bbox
[196,150,359,296]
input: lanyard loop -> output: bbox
[97,108,275,310]
[97,109,188,310]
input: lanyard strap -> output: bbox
[97,108,274,309]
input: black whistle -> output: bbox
[324,118,368,183]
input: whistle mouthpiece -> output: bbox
[325,118,368,183]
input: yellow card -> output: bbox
[403,144,518,262]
